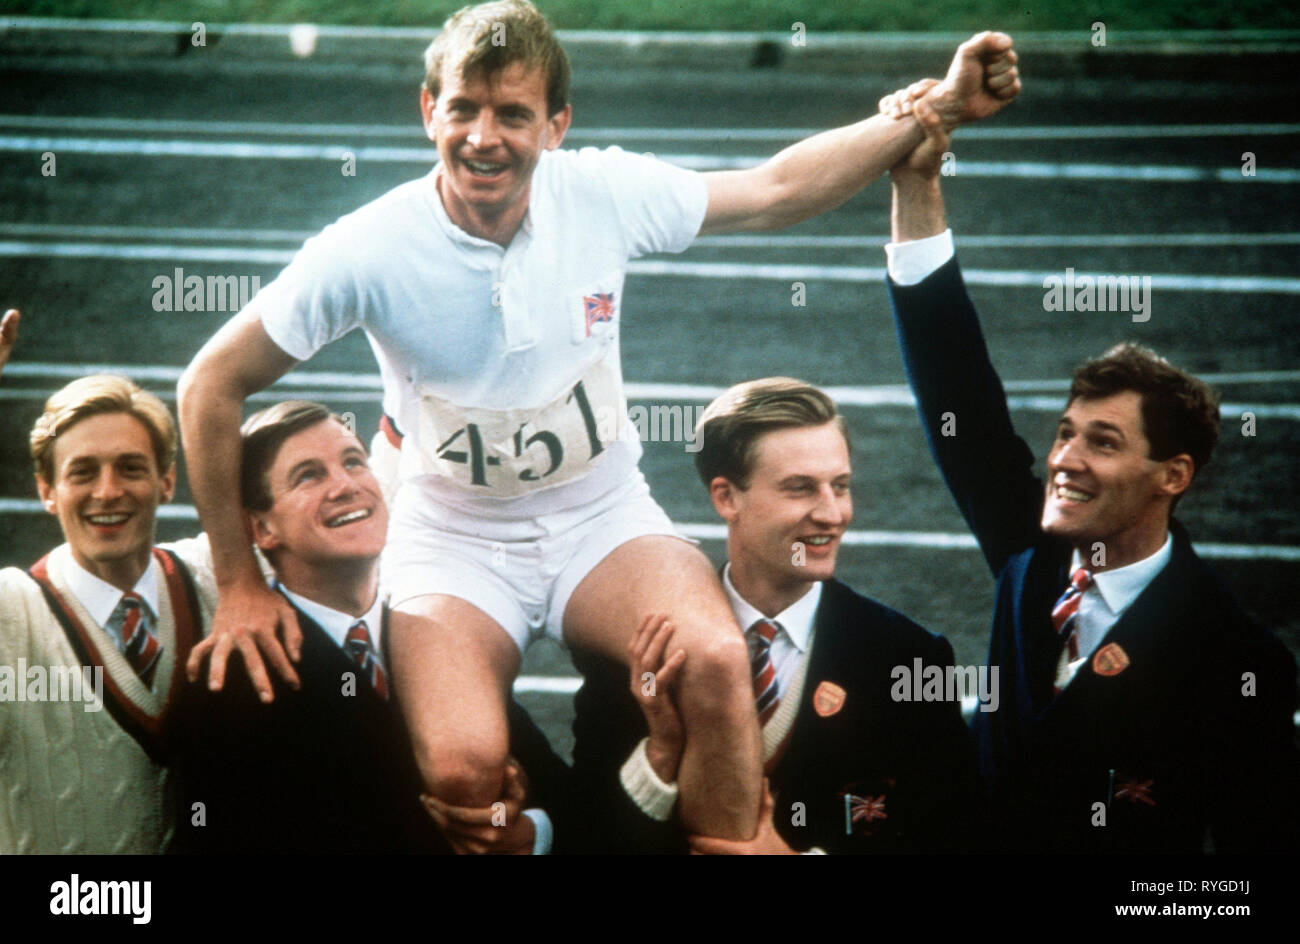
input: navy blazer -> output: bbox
[563,577,981,854]
[176,602,569,854]
[888,256,1300,853]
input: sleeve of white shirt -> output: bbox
[523,808,552,855]
[255,221,367,362]
[588,146,709,258]
[884,229,955,286]
[618,738,679,821]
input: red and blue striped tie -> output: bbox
[748,618,782,726]
[345,619,389,700]
[1051,568,1092,695]
[113,592,162,686]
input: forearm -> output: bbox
[705,113,924,234]
[772,114,925,226]
[890,172,947,243]
[177,366,262,589]
[178,308,296,590]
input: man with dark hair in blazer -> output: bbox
[178,401,569,854]
[564,378,982,854]
[877,84,1300,852]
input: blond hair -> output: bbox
[694,377,849,488]
[31,375,177,483]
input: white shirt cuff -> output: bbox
[619,738,679,822]
[523,808,552,855]
[885,229,955,286]
[802,847,828,855]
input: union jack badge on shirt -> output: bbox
[583,292,616,337]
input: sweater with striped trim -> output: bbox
[0,539,217,854]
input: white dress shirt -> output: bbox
[885,229,955,285]
[1061,534,1173,683]
[277,582,386,674]
[722,563,821,698]
[63,547,161,644]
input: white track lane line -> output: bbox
[1,387,1294,418]
[2,115,1298,141]
[7,363,1300,389]
[6,222,1300,249]
[2,135,1298,182]
[5,365,1298,417]
[3,240,1299,294]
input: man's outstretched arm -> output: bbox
[178,308,303,701]
[701,31,1020,234]
[885,94,1041,574]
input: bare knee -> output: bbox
[679,631,753,720]
[417,738,508,807]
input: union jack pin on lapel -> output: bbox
[843,792,888,836]
[1114,773,1157,807]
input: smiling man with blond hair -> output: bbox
[1,372,214,853]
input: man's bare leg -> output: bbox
[564,535,761,839]
[388,595,520,807]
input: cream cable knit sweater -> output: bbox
[0,539,217,853]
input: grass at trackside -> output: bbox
[2,0,1299,31]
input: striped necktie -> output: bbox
[345,619,389,700]
[747,618,782,725]
[1051,568,1092,695]
[110,591,162,686]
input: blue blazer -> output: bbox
[563,577,981,853]
[176,602,569,854]
[888,257,1300,852]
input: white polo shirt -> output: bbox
[257,146,708,518]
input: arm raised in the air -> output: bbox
[885,94,1041,575]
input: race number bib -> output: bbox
[414,358,625,498]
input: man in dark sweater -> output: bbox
[178,401,568,853]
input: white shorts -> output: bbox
[382,471,692,652]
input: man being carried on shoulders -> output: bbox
[178,0,1020,840]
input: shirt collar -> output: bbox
[1070,532,1173,617]
[60,545,160,630]
[722,563,821,653]
[427,165,533,249]
[275,581,384,655]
